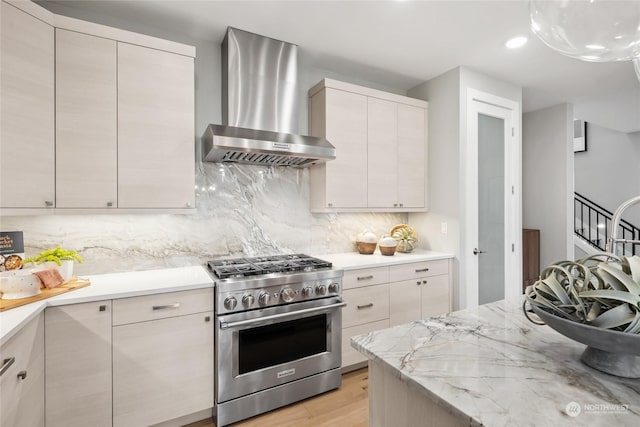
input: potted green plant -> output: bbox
[23,247,83,282]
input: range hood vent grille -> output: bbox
[201,27,335,167]
[221,152,315,167]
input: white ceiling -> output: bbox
[44,0,640,133]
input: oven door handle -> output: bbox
[219,301,347,330]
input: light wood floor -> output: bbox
[187,368,369,427]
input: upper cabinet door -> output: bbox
[367,97,398,208]
[117,43,195,209]
[56,29,117,208]
[397,104,426,208]
[324,88,368,208]
[0,2,54,208]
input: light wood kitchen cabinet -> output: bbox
[342,265,389,290]
[1,0,195,213]
[117,42,195,209]
[55,29,117,209]
[367,99,427,209]
[0,314,44,427]
[341,266,391,370]
[0,1,54,209]
[45,301,112,427]
[309,78,428,212]
[367,97,398,208]
[343,283,390,328]
[340,259,451,370]
[397,103,427,208]
[389,260,451,327]
[112,289,214,427]
[309,87,368,209]
[342,319,389,368]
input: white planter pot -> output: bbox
[42,260,74,282]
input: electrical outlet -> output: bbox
[441,222,448,234]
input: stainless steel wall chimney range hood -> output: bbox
[202,27,336,167]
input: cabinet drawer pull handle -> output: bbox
[44,201,53,207]
[152,303,180,310]
[423,280,428,284]
[357,275,374,281]
[415,268,430,273]
[416,281,421,285]
[357,303,374,309]
[99,305,107,312]
[0,357,15,377]
[106,202,114,207]
[17,370,27,380]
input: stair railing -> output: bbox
[574,192,639,256]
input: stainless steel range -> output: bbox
[207,254,345,426]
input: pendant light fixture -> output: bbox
[529,0,640,81]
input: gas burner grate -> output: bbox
[207,254,332,279]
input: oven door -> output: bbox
[216,296,344,403]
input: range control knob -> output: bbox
[258,292,271,306]
[301,287,313,298]
[328,282,340,293]
[224,296,237,310]
[316,284,327,296]
[280,287,296,303]
[242,294,255,308]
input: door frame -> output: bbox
[461,88,522,308]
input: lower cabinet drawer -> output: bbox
[342,319,389,368]
[389,259,449,282]
[342,283,389,328]
[343,266,389,290]
[112,288,213,325]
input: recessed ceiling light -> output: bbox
[586,44,605,50]
[505,36,528,49]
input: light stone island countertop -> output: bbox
[351,300,640,427]
[0,265,214,346]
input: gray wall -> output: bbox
[574,122,640,226]
[523,103,574,268]
[406,66,522,310]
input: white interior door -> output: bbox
[464,89,521,308]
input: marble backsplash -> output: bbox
[1,163,407,275]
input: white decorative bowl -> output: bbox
[0,270,42,299]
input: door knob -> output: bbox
[473,248,486,255]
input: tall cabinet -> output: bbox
[0,1,54,208]
[309,78,428,213]
[117,43,195,209]
[55,29,118,208]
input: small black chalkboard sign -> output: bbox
[0,231,25,271]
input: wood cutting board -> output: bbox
[0,277,91,312]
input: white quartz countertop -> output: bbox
[351,300,640,427]
[0,265,214,346]
[316,250,453,270]
[0,250,452,346]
